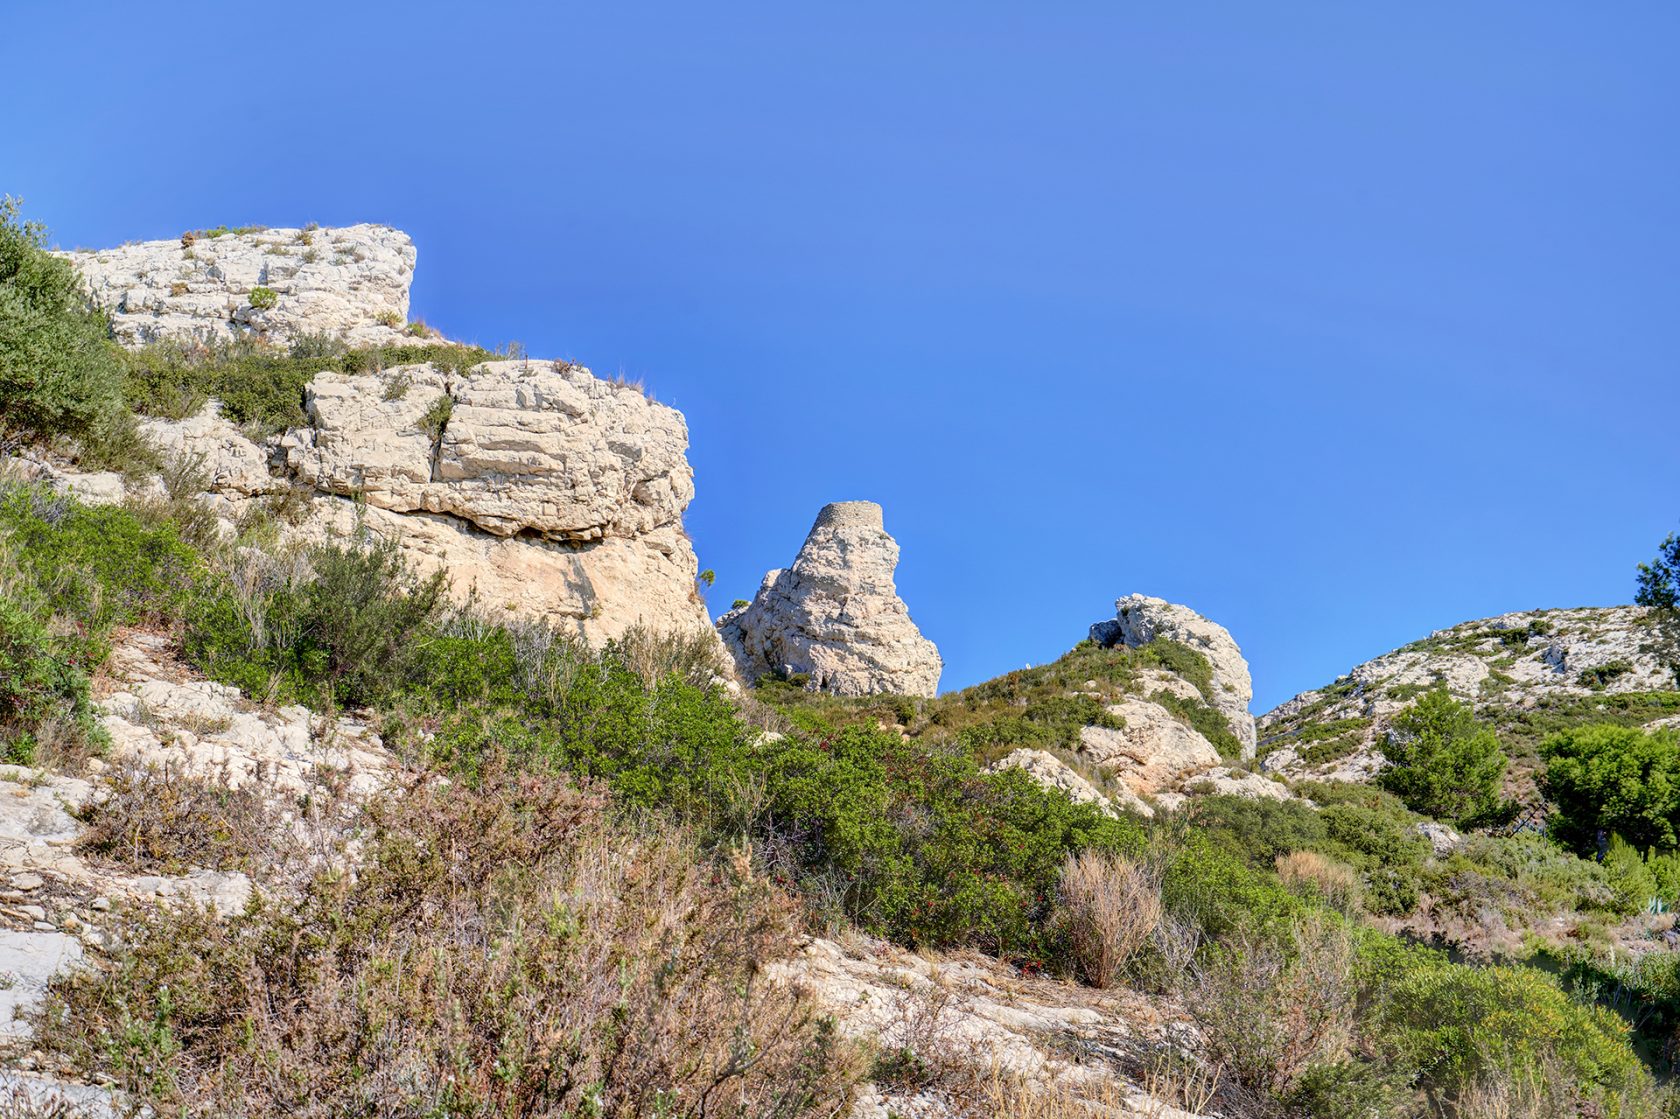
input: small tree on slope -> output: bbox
[1377,688,1508,826]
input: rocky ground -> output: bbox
[1259,605,1680,785]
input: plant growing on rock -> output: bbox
[247,285,278,310]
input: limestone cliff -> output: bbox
[718,501,941,696]
[48,226,714,643]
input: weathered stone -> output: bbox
[987,749,1135,816]
[284,360,695,542]
[62,224,418,348]
[1416,821,1464,858]
[1078,699,1223,797]
[0,930,81,1038]
[719,502,941,696]
[1092,595,1256,759]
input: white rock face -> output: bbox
[987,749,1127,816]
[782,935,1210,1119]
[1079,699,1224,798]
[1091,594,1257,759]
[49,223,716,645]
[284,361,694,542]
[1260,606,1678,781]
[718,502,941,696]
[63,224,419,348]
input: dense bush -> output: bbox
[1378,687,1509,825]
[0,197,125,445]
[1541,723,1680,855]
[403,642,1140,955]
[187,534,446,708]
[1357,936,1651,1115]
[1186,791,1427,917]
[0,592,100,765]
[0,483,201,764]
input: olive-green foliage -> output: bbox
[187,534,446,709]
[1422,832,1615,929]
[0,484,202,764]
[1377,688,1509,825]
[415,652,1141,955]
[1357,935,1650,1115]
[1188,788,1429,917]
[1541,723,1680,855]
[0,197,125,444]
[0,592,98,765]
[246,285,277,310]
[0,488,199,631]
[1602,834,1661,914]
[121,336,498,436]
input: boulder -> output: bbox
[1077,699,1223,797]
[1092,594,1256,759]
[987,749,1140,816]
[719,502,940,696]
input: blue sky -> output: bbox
[7,3,1677,710]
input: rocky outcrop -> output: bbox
[283,361,693,542]
[783,935,1210,1119]
[719,501,940,696]
[62,224,419,348]
[49,224,717,644]
[987,749,1132,816]
[1091,595,1256,759]
[1260,606,1680,781]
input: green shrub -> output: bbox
[121,337,497,436]
[0,197,125,445]
[1602,834,1661,914]
[1541,723,1680,855]
[187,534,446,708]
[1359,938,1649,1114]
[0,484,200,634]
[1377,688,1508,825]
[246,285,277,310]
[0,592,100,765]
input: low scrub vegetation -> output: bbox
[75,758,278,875]
[39,764,855,1118]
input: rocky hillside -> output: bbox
[1259,605,1680,784]
[4,207,1672,1119]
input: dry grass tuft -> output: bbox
[1056,849,1163,988]
[1185,913,1355,1099]
[1275,848,1363,916]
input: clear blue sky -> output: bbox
[7,3,1677,711]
